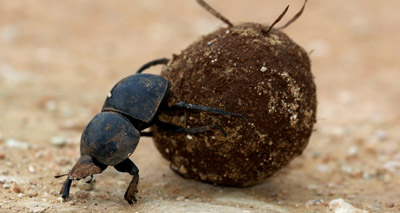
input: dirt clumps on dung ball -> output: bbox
[152,22,317,187]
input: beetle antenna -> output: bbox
[263,5,289,34]
[278,0,308,30]
[196,0,234,27]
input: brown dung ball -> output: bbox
[152,21,316,187]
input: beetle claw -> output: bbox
[123,174,139,205]
[85,175,94,184]
[125,194,137,205]
[124,176,139,204]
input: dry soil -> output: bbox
[0,0,399,212]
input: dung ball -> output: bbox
[152,22,317,187]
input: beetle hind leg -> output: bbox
[114,158,139,205]
[57,155,107,200]
[154,118,227,136]
[170,102,247,121]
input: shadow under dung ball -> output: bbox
[152,1,316,187]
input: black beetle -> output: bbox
[55,58,244,204]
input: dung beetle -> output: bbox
[55,58,244,204]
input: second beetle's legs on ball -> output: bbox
[114,158,140,205]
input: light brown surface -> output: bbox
[0,0,399,212]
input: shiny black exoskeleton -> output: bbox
[55,58,244,205]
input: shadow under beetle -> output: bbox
[55,58,244,204]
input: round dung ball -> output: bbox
[152,22,317,187]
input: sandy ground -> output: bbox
[1,0,400,212]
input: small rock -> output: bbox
[26,190,39,197]
[49,189,57,196]
[3,183,10,189]
[260,66,268,72]
[305,199,323,208]
[329,198,367,213]
[29,206,45,213]
[45,100,57,111]
[347,146,359,157]
[383,161,400,173]
[307,184,319,190]
[60,107,73,118]
[28,165,36,173]
[316,164,331,173]
[6,138,30,149]
[176,196,185,201]
[362,172,374,180]
[17,193,24,198]
[341,165,353,175]
[179,165,188,174]
[50,137,67,147]
[374,130,387,141]
[12,182,22,193]
[385,202,395,208]
[0,153,5,160]
[311,152,320,158]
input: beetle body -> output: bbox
[56,59,243,204]
[102,74,169,130]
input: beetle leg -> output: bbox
[169,102,247,121]
[114,158,139,205]
[154,119,227,136]
[58,155,107,200]
[136,58,169,74]
[140,131,153,137]
[60,177,72,199]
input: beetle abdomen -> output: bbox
[102,74,169,127]
[80,112,140,166]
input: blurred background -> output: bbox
[0,0,399,212]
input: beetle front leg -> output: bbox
[114,158,139,205]
[60,177,72,199]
